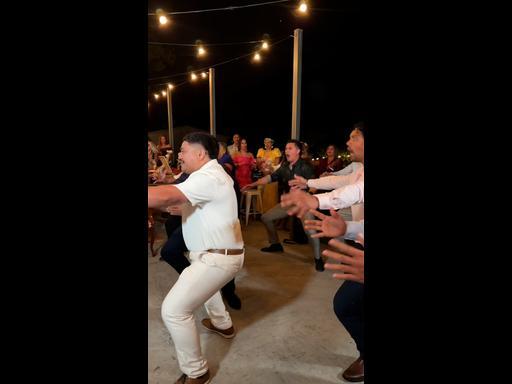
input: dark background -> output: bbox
[4,1,492,382]
[148,0,367,155]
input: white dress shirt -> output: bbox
[308,165,364,221]
[174,159,244,251]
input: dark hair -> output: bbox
[183,132,219,160]
[218,141,228,151]
[286,139,303,155]
[326,144,339,156]
[353,121,366,137]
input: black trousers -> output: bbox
[161,216,236,297]
[332,239,364,358]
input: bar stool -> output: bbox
[240,186,263,226]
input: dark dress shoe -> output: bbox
[342,357,364,382]
[315,258,325,272]
[260,243,284,252]
[223,292,242,310]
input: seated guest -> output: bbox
[316,144,344,177]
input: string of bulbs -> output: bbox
[148,0,309,105]
[148,35,293,103]
[150,1,309,26]
[149,34,290,83]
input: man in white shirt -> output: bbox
[282,124,365,220]
[148,132,244,384]
[227,133,240,157]
[304,207,365,381]
[325,160,363,177]
[284,122,366,382]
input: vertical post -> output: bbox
[166,89,174,164]
[291,28,303,140]
[209,67,216,137]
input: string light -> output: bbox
[149,39,265,47]
[156,9,169,25]
[148,35,293,103]
[148,35,292,82]
[148,1,293,16]
[197,46,206,56]
[161,90,167,96]
[262,41,269,50]
[298,1,308,13]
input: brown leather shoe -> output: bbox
[201,318,236,339]
[175,370,211,384]
[342,357,364,382]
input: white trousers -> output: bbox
[161,250,244,378]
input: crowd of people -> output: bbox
[148,124,365,384]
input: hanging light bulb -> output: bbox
[154,94,160,100]
[262,41,269,50]
[167,83,174,90]
[253,52,261,62]
[201,72,208,79]
[156,9,169,25]
[197,46,206,57]
[191,73,198,81]
[298,1,308,13]
[161,91,167,97]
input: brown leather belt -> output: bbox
[207,248,244,255]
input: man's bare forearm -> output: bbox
[148,185,188,209]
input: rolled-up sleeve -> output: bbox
[314,180,364,210]
[344,220,364,241]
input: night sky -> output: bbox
[148,0,367,156]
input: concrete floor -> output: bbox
[149,218,361,384]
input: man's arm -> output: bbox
[281,180,364,217]
[331,162,363,176]
[241,174,272,191]
[289,165,359,191]
[148,185,189,209]
[314,180,364,210]
[307,173,357,191]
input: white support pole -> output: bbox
[291,28,303,140]
[209,67,216,137]
[166,89,174,164]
